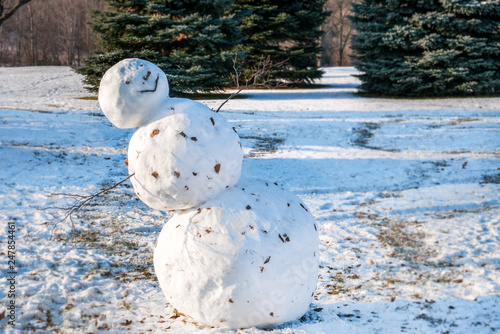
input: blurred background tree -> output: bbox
[0,0,332,94]
[2,0,498,96]
[0,0,104,66]
[234,0,328,83]
[0,0,32,26]
[320,0,355,67]
[350,0,500,96]
[74,0,243,95]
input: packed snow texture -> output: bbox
[128,98,243,210]
[0,66,499,333]
[154,178,318,329]
[98,59,170,128]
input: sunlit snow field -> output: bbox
[0,66,499,333]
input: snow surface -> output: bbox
[0,66,499,333]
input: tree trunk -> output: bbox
[28,3,36,65]
[320,33,330,67]
[0,26,3,65]
[16,29,21,66]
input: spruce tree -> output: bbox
[75,0,243,95]
[234,0,328,83]
[351,0,500,96]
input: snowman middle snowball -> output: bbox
[127,99,243,210]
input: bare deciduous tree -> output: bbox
[321,0,355,66]
[216,54,293,113]
[0,0,103,66]
[0,0,32,27]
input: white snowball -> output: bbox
[98,58,170,129]
[127,98,243,211]
[154,178,319,329]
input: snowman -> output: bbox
[98,59,319,329]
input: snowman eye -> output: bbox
[126,80,130,84]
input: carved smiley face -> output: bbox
[99,58,170,129]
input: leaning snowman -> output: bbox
[98,58,319,329]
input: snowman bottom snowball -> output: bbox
[154,178,319,329]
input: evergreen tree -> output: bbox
[234,0,328,83]
[75,0,243,95]
[351,0,500,96]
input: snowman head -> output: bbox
[98,58,170,129]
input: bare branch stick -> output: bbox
[216,54,296,113]
[43,173,135,230]
[216,85,249,114]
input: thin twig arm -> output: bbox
[44,173,135,230]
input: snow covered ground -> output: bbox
[0,66,499,333]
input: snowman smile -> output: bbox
[140,74,159,93]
